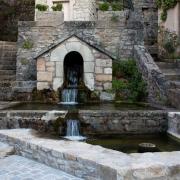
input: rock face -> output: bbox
[134,45,169,105]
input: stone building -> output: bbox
[1,0,165,103]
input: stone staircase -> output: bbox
[156,61,180,109]
[0,41,17,101]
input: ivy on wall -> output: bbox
[156,0,178,21]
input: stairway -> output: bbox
[0,41,17,101]
[156,61,180,109]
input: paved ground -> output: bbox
[0,155,83,180]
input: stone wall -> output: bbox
[79,110,167,135]
[35,0,97,21]
[15,10,143,93]
[0,129,180,180]
[134,45,169,105]
[133,0,158,55]
[168,112,180,139]
[0,110,167,135]
[0,0,35,41]
[36,36,112,91]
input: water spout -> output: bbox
[64,119,86,141]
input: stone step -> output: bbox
[0,65,16,70]
[0,61,16,66]
[156,62,178,69]
[0,75,16,81]
[169,81,180,89]
[0,142,14,158]
[0,70,16,75]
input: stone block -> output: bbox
[103,82,112,90]
[37,72,53,82]
[96,59,112,67]
[84,73,95,91]
[50,44,67,61]
[53,77,63,91]
[37,82,49,90]
[95,67,103,74]
[37,58,45,71]
[84,62,95,73]
[56,62,64,77]
[96,74,112,82]
[104,68,112,74]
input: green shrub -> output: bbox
[112,59,147,102]
[156,0,178,21]
[112,2,123,11]
[51,3,62,11]
[99,2,109,11]
[160,10,167,21]
[36,4,49,11]
[163,41,175,54]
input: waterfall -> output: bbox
[64,119,86,141]
[61,66,79,104]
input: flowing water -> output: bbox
[64,119,86,141]
[61,66,79,104]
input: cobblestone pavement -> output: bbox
[0,155,83,180]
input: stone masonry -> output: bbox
[15,10,143,94]
[36,36,113,91]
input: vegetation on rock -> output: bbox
[156,0,178,21]
[112,59,147,102]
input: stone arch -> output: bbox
[50,37,95,91]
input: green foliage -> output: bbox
[36,4,48,11]
[112,59,147,102]
[112,2,123,11]
[156,0,178,21]
[99,2,109,11]
[163,41,176,54]
[51,3,62,11]
[160,10,167,21]
[22,40,33,49]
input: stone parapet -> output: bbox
[0,129,180,180]
[134,45,169,105]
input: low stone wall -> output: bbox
[0,110,168,135]
[0,129,180,180]
[79,110,168,135]
[0,110,67,133]
[134,45,169,105]
[168,112,180,139]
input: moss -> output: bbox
[32,88,59,103]
[22,40,33,49]
[52,117,65,135]
[20,58,29,65]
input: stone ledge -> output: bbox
[0,129,180,180]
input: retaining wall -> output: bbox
[0,110,168,135]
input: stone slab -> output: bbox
[0,129,180,180]
[0,155,82,180]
